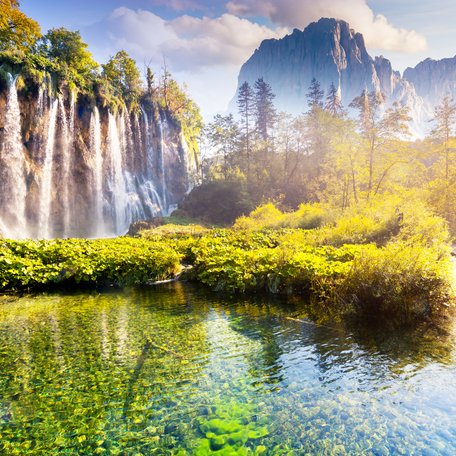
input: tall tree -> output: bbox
[350,90,411,199]
[40,28,98,88]
[306,78,324,110]
[205,114,241,179]
[254,78,277,142]
[0,0,41,54]
[325,82,343,116]
[102,50,142,106]
[237,81,254,175]
[431,94,456,181]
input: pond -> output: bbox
[0,283,455,455]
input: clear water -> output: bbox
[0,284,455,455]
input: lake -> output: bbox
[0,283,455,455]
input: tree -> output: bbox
[428,95,456,224]
[237,81,254,175]
[254,78,277,141]
[306,77,324,110]
[205,114,241,179]
[431,94,456,181]
[102,50,142,106]
[350,90,411,199]
[325,82,343,116]
[0,0,41,54]
[145,65,155,97]
[39,28,98,88]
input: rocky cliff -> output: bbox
[0,74,199,239]
[233,17,456,137]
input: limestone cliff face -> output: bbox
[0,76,199,239]
[404,57,456,101]
[234,18,397,111]
[232,17,456,137]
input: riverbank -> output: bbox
[1,198,454,325]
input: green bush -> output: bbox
[177,179,254,225]
[0,238,182,290]
[337,243,453,322]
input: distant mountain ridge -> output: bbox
[232,18,456,137]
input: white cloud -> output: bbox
[85,7,287,71]
[167,14,288,69]
[82,7,287,118]
[226,0,428,53]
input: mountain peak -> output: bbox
[234,17,381,112]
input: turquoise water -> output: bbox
[0,283,455,455]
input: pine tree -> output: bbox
[237,81,254,174]
[325,82,343,116]
[306,78,324,110]
[432,94,456,181]
[254,78,277,141]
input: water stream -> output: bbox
[0,284,455,455]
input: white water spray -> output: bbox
[0,74,27,238]
[39,98,59,239]
[90,107,104,235]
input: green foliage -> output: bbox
[102,50,142,109]
[0,238,182,290]
[0,0,41,55]
[37,27,98,90]
[338,242,453,322]
[195,401,269,455]
[178,179,255,225]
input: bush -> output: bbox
[178,179,254,225]
[337,243,453,322]
[0,238,182,290]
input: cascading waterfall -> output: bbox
[58,94,74,237]
[39,98,59,239]
[0,74,27,238]
[158,115,168,214]
[90,107,104,235]
[107,112,128,234]
[0,83,194,239]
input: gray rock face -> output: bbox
[232,17,456,138]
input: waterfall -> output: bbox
[0,74,27,238]
[141,107,154,177]
[0,81,192,239]
[158,115,168,214]
[39,98,58,239]
[37,85,45,117]
[58,95,73,237]
[90,107,104,235]
[107,112,128,234]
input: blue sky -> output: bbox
[21,0,456,118]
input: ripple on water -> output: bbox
[0,284,456,454]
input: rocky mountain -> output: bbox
[232,18,456,138]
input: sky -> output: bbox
[21,0,456,119]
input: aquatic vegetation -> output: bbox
[1,286,456,455]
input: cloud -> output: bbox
[167,14,288,69]
[226,0,428,53]
[84,7,287,71]
[148,0,206,12]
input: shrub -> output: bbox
[337,243,454,323]
[0,238,182,290]
[178,179,254,225]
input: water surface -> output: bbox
[0,284,455,455]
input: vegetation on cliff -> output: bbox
[0,0,202,149]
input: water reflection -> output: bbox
[0,284,455,454]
